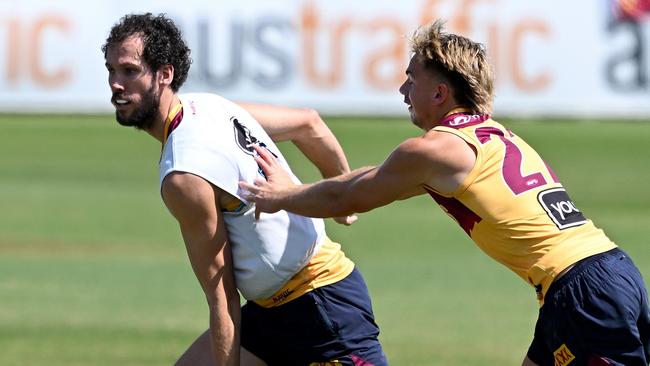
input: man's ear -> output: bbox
[158,64,175,87]
[433,83,449,103]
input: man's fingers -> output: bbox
[346,215,358,225]
[238,181,258,196]
[252,145,281,177]
[333,215,359,226]
[239,177,269,191]
[253,145,278,166]
[253,155,273,176]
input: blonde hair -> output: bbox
[409,20,494,115]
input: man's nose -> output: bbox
[398,80,407,96]
[109,75,124,93]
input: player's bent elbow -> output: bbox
[299,108,328,138]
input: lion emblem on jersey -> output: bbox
[232,117,261,155]
[231,117,278,179]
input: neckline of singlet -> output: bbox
[162,103,184,145]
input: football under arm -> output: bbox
[161,172,241,366]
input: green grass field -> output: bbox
[1,114,649,365]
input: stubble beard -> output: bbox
[409,109,419,127]
[115,84,160,131]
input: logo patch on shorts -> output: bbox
[538,188,587,229]
[553,344,575,366]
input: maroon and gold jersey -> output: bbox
[427,112,617,303]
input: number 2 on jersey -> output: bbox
[475,127,552,195]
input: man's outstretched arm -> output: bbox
[241,130,475,220]
[241,141,430,219]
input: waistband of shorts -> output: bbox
[252,237,354,308]
[547,248,623,296]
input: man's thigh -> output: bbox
[174,329,267,366]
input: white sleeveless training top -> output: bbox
[159,93,326,300]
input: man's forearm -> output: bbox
[285,111,350,179]
[207,289,241,365]
[279,167,375,217]
[293,134,350,179]
[208,310,239,365]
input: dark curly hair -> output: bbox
[102,13,192,92]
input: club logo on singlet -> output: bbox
[232,117,261,155]
[538,188,587,230]
[448,115,473,126]
[231,117,278,178]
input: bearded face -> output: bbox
[113,82,161,130]
[105,35,162,131]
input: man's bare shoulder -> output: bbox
[162,172,208,197]
[161,172,219,220]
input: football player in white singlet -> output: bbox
[103,13,386,366]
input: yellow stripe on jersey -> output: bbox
[162,103,183,145]
[430,115,617,304]
[254,237,354,308]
